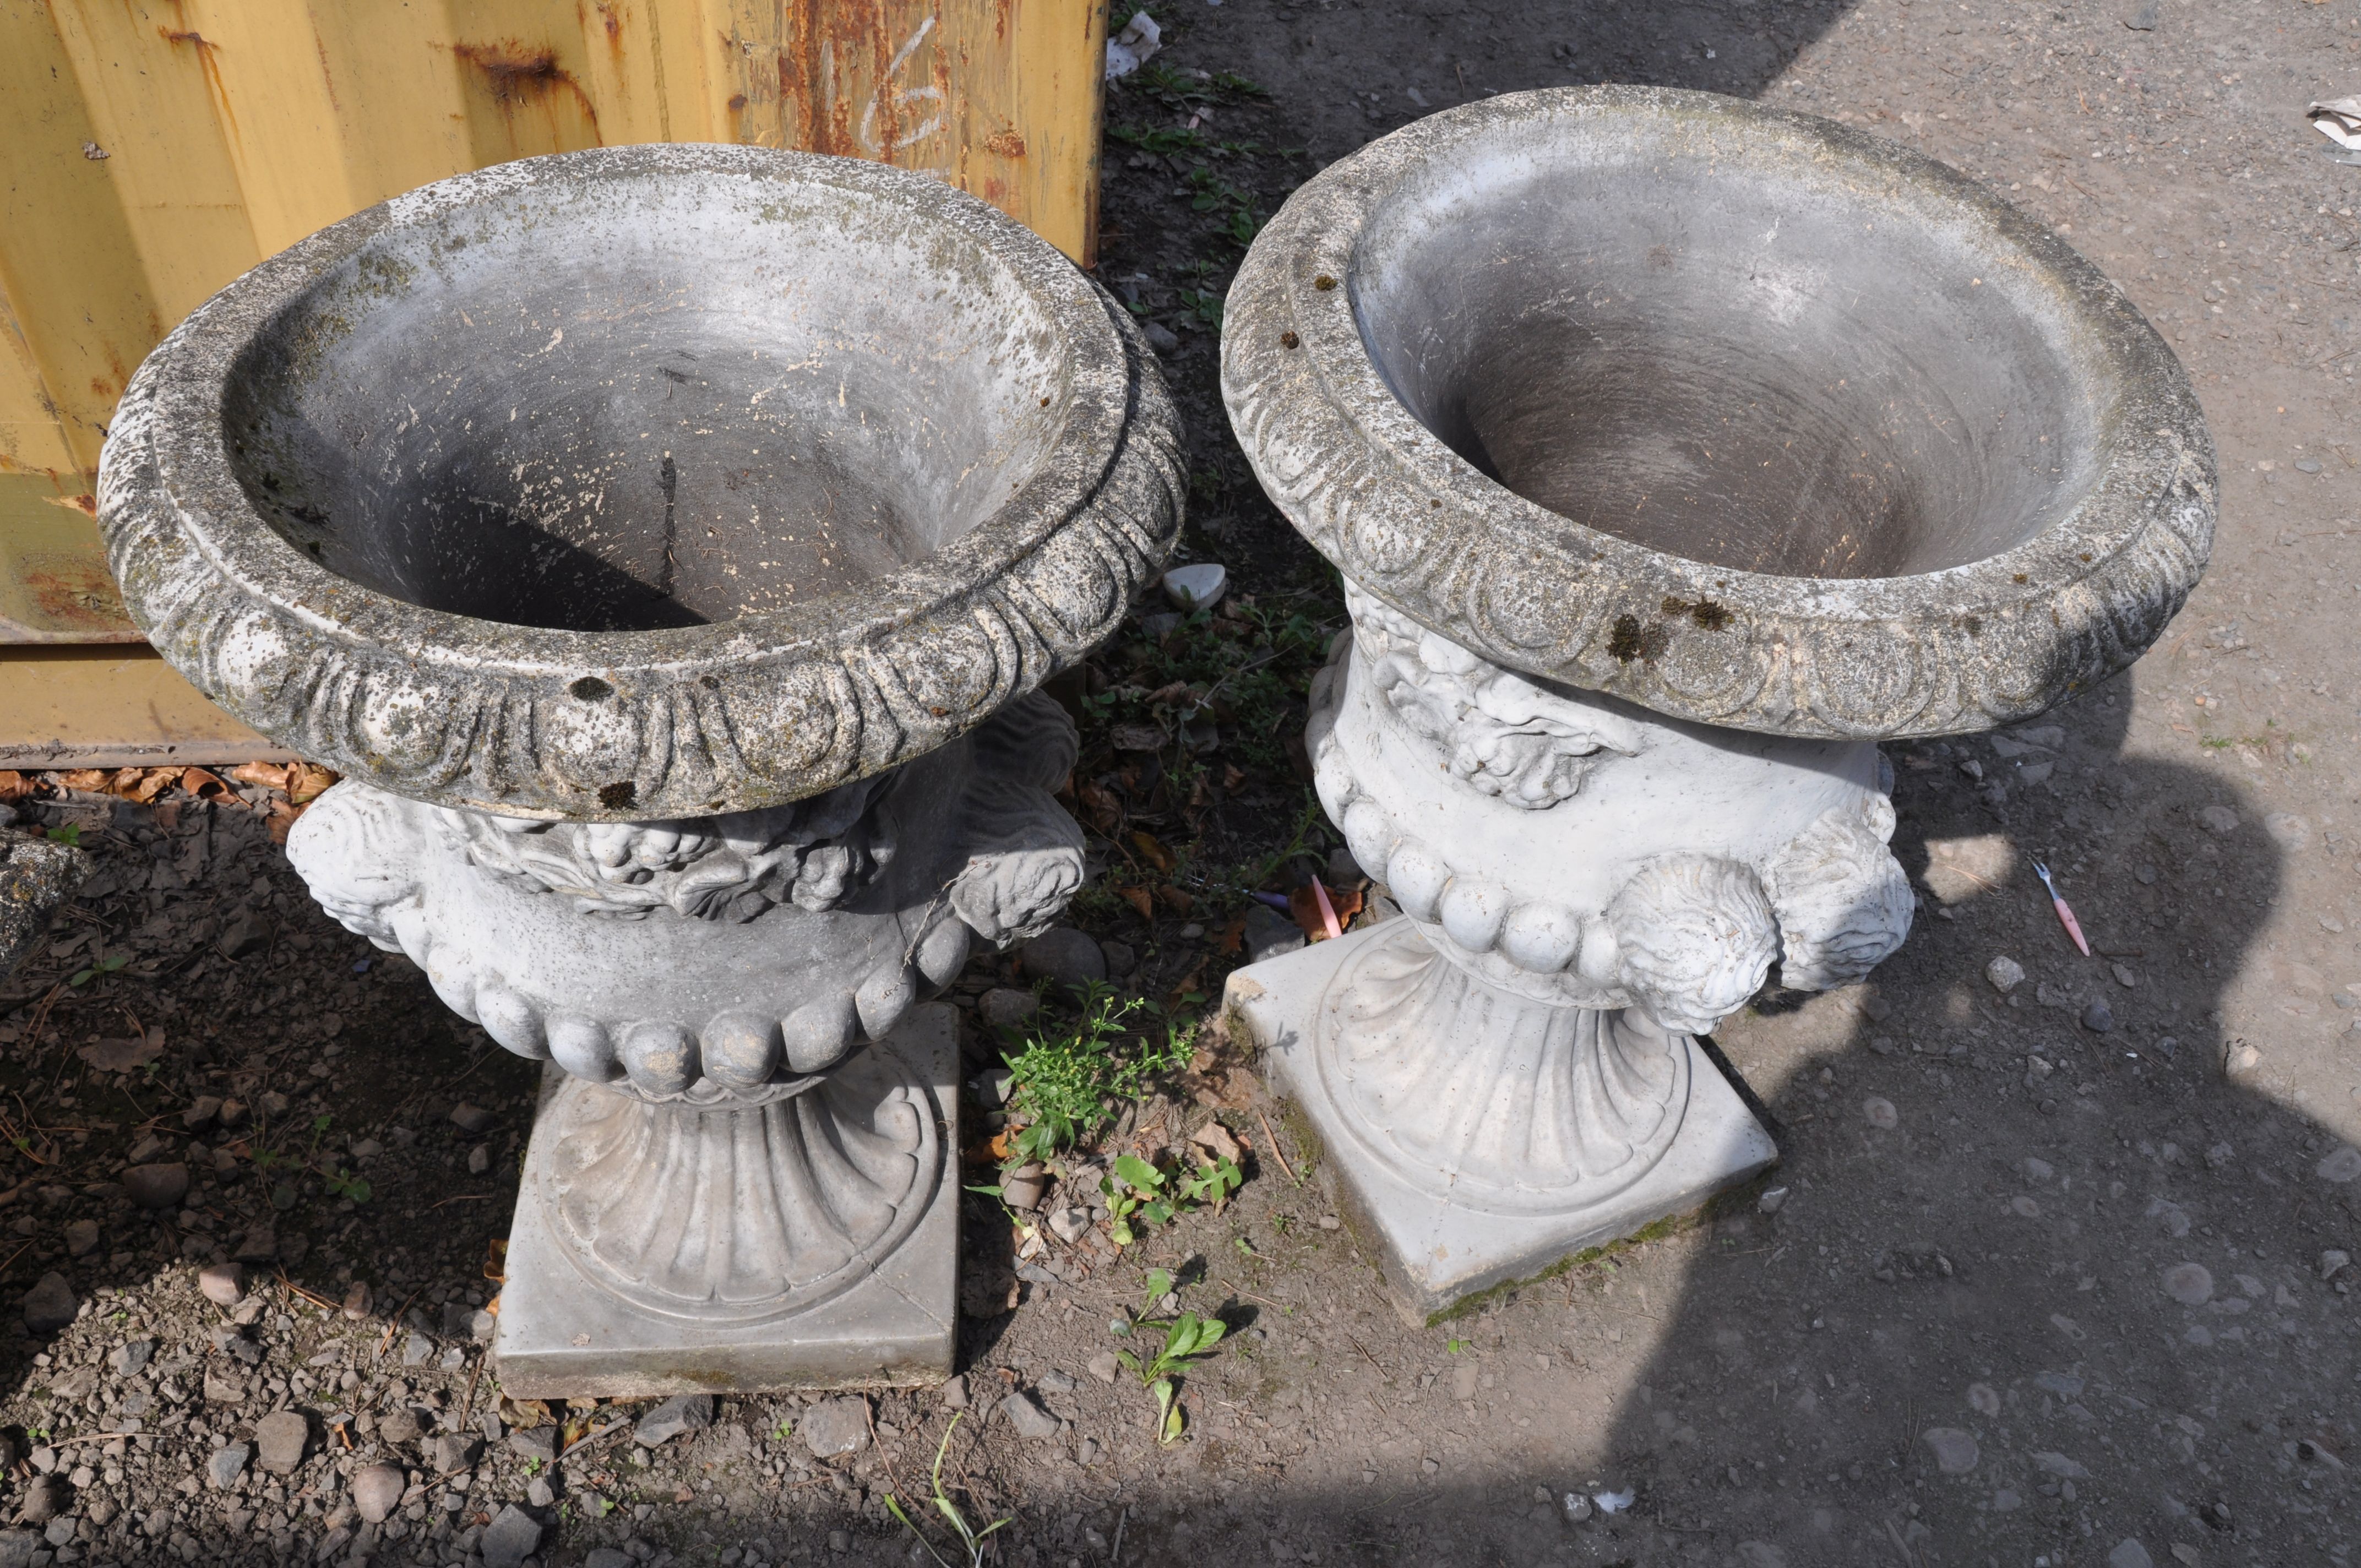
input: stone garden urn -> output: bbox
[96,145,1181,1391]
[1220,87,2213,1321]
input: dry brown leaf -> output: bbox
[1155,884,1195,914]
[230,761,290,792]
[0,771,35,804]
[1117,884,1155,923]
[179,767,232,799]
[287,763,339,803]
[58,769,109,792]
[1128,830,1176,873]
[78,1031,164,1072]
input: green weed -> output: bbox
[999,983,1190,1166]
[886,1414,1009,1567]
[1109,1268,1228,1444]
[1100,1151,1243,1246]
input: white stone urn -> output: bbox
[1219,87,2213,1320]
[97,145,1182,1390]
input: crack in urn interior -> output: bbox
[1350,139,2113,579]
[223,173,1071,631]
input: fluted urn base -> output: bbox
[492,1006,958,1397]
[1225,925,1775,1324]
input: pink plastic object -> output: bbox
[2031,861,2091,957]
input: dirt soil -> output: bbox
[3,1,2360,1565]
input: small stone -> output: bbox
[1243,904,1306,963]
[122,1162,190,1210]
[507,1427,556,1464]
[426,1431,477,1472]
[1087,1351,1122,1384]
[449,1103,496,1134]
[1758,1186,1790,1215]
[1019,928,1106,990]
[1562,1493,1593,1523]
[2112,963,2137,988]
[197,1262,245,1306]
[20,1272,76,1335]
[217,1098,250,1129]
[1984,956,2025,993]
[1162,563,1228,611]
[799,1396,871,1458]
[62,1219,97,1257]
[977,989,1038,1032]
[2264,813,2310,851]
[584,1548,633,1568]
[2161,1262,2213,1305]
[1921,1428,1979,1474]
[1078,1435,1102,1466]
[1862,1097,1898,1130]
[1316,1213,1341,1230]
[467,1143,491,1174]
[255,1409,308,1473]
[341,1281,372,1319]
[232,1226,277,1262]
[999,1390,1061,1440]
[828,1530,851,1553]
[939,1374,969,1411]
[481,1502,543,1568]
[1143,321,1180,355]
[2108,1540,2155,1568]
[2319,1145,2361,1184]
[2199,805,2238,835]
[1967,1383,2001,1417]
[1098,938,1137,977]
[377,1407,425,1446]
[1046,1206,1091,1244]
[999,1164,1047,1212]
[108,1338,153,1375]
[2322,1249,2352,1281]
[206,1444,249,1489]
[401,1332,433,1365]
[1037,1369,1078,1393]
[526,1474,555,1507]
[2081,1000,2115,1033]
[18,1474,69,1525]
[182,1096,222,1131]
[2224,1039,2262,1077]
[633,1394,714,1447]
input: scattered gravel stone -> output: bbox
[2081,1000,2115,1033]
[1921,1428,1979,1474]
[978,989,1039,1031]
[1862,1097,1899,1130]
[1088,1351,1121,1384]
[19,1273,75,1334]
[507,1425,556,1464]
[2112,963,2137,988]
[1244,904,1307,963]
[2161,1262,2214,1305]
[999,1390,1062,1440]
[1019,928,1107,989]
[1098,938,1138,977]
[2319,1146,2361,1184]
[62,1219,97,1257]
[1562,1493,1593,1523]
[449,1102,496,1134]
[799,1397,872,1458]
[1000,1163,1047,1211]
[2108,1540,2155,1568]
[197,1261,244,1306]
[2199,805,2238,834]
[18,1475,69,1525]
[121,1162,189,1210]
[351,1464,404,1523]
[481,1502,543,1568]
[2264,813,2310,851]
[584,1548,634,1568]
[1046,1206,1091,1244]
[1967,1384,2001,1417]
[377,1407,424,1446]
[2322,1250,2352,1281]
[939,1374,969,1410]
[634,1394,714,1447]
[205,1444,249,1489]
[255,1410,308,1473]
[1984,956,2025,993]
[1758,1186,1790,1214]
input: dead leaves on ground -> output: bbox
[2,759,340,843]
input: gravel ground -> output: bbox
[4,1,2360,1565]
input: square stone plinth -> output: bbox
[1226,927,1777,1324]
[492,1005,958,1398]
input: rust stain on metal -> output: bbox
[453,39,603,140]
[984,129,1025,157]
[10,555,133,636]
[159,26,240,143]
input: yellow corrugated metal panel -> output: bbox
[0,0,1106,679]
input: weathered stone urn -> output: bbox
[97,145,1182,1390]
[1220,87,2213,1320]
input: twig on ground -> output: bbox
[1254,1108,1298,1185]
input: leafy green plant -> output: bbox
[43,824,81,848]
[1099,1151,1243,1246]
[324,1168,373,1205]
[885,1414,1009,1567]
[68,954,126,988]
[1108,1268,1228,1444]
[1000,984,1189,1165]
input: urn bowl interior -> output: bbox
[1350,127,2112,580]
[223,165,1073,631]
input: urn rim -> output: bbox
[99,144,1183,820]
[1221,85,2214,739]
